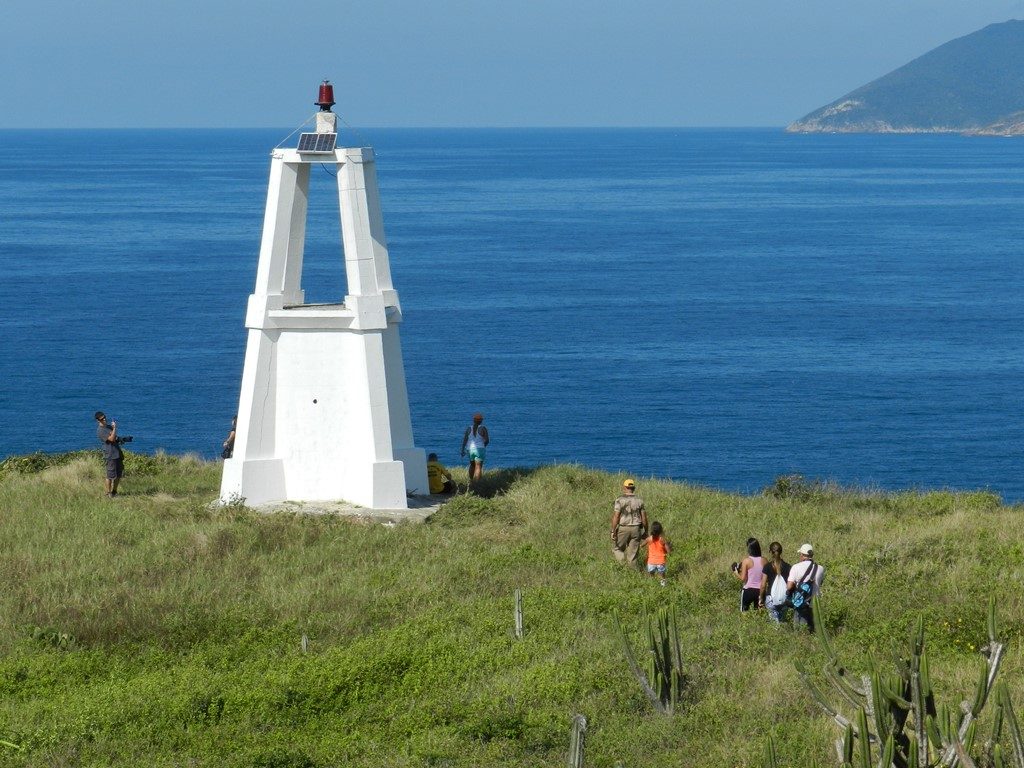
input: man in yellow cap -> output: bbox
[610,478,648,566]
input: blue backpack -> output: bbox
[788,563,817,609]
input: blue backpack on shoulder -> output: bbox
[788,563,817,609]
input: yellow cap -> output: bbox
[623,478,636,489]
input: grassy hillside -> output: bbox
[0,453,1021,767]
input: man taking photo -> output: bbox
[94,411,124,498]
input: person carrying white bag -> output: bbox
[759,541,792,623]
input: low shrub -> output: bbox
[0,450,96,476]
[763,473,837,502]
[433,493,508,526]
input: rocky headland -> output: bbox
[789,19,1024,136]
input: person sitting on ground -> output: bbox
[786,543,825,633]
[610,478,648,567]
[759,541,792,623]
[732,537,764,612]
[461,412,489,484]
[94,410,124,498]
[426,453,455,495]
[643,521,672,586]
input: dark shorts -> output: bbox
[794,603,815,632]
[740,587,760,612]
[105,457,124,480]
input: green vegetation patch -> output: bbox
[0,458,1020,765]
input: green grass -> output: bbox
[0,454,1021,766]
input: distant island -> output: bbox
[788,19,1024,135]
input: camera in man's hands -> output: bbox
[115,435,134,445]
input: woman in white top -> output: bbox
[460,412,490,484]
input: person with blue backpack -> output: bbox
[786,543,825,632]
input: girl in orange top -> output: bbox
[645,521,672,586]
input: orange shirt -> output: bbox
[647,536,668,566]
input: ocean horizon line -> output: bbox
[0,125,788,133]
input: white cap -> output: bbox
[798,543,814,556]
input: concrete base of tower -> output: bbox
[220,457,286,506]
[220,456,411,509]
[394,447,429,497]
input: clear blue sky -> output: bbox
[2,0,1022,128]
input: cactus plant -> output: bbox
[568,713,587,768]
[614,605,685,715]
[764,734,781,768]
[793,596,1019,767]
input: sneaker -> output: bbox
[659,579,667,587]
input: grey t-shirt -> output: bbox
[97,423,123,460]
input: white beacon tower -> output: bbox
[220,81,427,509]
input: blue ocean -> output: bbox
[1,129,1022,500]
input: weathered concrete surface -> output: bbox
[252,494,445,525]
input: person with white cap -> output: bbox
[610,478,648,567]
[786,543,825,632]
